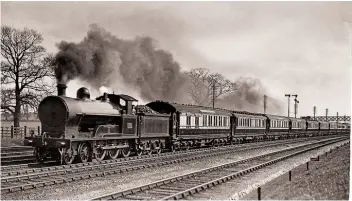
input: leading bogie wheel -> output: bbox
[34,148,45,163]
[63,147,75,165]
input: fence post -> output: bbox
[1,127,3,138]
[306,161,309,170]
[11,126,14,138]
[289,171,292,181]
[38,126,40,135]
[24,126,27,137]
[258,187,261,200]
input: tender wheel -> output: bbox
[136,148,143,156]
[62,147,75,165]
[122,147,131,158]
[94,147,107,161]
[109,149,120,159]
[78,142,92,163]
[156,142,162,154]
[146,142,153,155]
[153,141,162,154]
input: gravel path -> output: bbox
[2,140,319,200]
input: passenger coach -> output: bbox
[147,101,233,150]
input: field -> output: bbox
[1,121,41,128]
[242,143,350,200]
[1,121,41,147]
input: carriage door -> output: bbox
[230,116,236,142]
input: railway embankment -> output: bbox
[242,141,350,200]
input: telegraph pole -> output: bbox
[337,112,339,124]
[263,95,267,114]
[285,94,291,117]
[325,109,328,121]
[212,82,216,108]
[313,106,316,120]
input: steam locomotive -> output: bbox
[24,84,350,164]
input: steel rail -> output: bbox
[0,136,323,175]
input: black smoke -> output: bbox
[54,24,187,102]
[218,77,283,114]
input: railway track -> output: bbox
[0,135,346,194]
[91,137,349,200]
[1,146,34,153]
[0,135,336,176]
[1,146,34,166]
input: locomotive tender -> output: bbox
[24,84,349,164]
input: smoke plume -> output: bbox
[54,24,187,102]
[218,77,283,114]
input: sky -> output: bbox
[1,1,351,117]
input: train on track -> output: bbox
[24,84,350,164]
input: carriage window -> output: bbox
[203,115,207,126]
[214,116,217,126]
[195,117,199,128]
[186,116,191,126]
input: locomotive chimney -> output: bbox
[57,84,67,96]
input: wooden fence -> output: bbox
[1,126,41,138]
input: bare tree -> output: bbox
[1,26,55,127]
[185,68,237,107]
